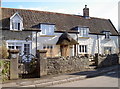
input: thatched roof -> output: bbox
[56,32,78,45]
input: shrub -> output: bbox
[0,60,10,82]
[0,41,9,59]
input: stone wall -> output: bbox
[96,54,119,68]
[46,56,90,75]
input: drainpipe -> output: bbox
[76,33,79,56]
[97,35,100,55]
[36,31,38,57]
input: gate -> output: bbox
[18,54,38,78]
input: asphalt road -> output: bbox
[49,70,120,87]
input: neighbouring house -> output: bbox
[1,5,119,58]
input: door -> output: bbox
[60,45,69,57]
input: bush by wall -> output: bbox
[0,41,9,59]
[0,59,10,81]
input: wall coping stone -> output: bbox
[8,49,19,53]
[37,50,47,53]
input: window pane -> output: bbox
[82,45,84,52]
[79,45,81,52]
[18,23,20,30]
[43,46,46,49]
[14,22,18,29]
[85,45,87,52]
[24,44,30,55]
[79,27,89,37]
[41,24,54,35]
[79,45,87,53]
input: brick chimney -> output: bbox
[83,5,89,18]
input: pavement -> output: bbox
[1,65,119,87]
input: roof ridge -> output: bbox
[90,17,109,20]
[1,7,109,20]
[1,7,83,18]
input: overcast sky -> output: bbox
[2,0,120,31]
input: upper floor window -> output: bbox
[12,21,20,30]
[10,12,23,31]
[103,31,111,39]
[78,27,89,37]
[40,24,55,35]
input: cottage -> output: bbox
[1,5,119,58]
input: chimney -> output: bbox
[83,5,89,18]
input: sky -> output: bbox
[1,0,120,31]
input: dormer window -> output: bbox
[78,27,89,37]
[103,31,111,39]
[10,12,23,31]
[40,23,55,35]
[12,21,20,30]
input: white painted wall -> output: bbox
[32,32,62,56]
[77,34,119,55]
[32,32,119,56]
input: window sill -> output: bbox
[40,35,55,37]
[104,38,111,41]
[10,30,22,32]
[78,36,90,39]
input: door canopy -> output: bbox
[56,32,78,45]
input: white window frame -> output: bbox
[103,31,110,39]
[79,45,87,54]
[43,44,54,57]
[6,40,32,56]
[10,12,23,31]
[78,27,89,37]
[40,24,55,35]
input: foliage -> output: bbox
[0,41,9,59]
[0,60,10,82]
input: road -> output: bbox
[49,70,119,87]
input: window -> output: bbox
[104,47,112,54]
[12,21,21,30]
[78,27,89,37]
[43,44,54,57]
[7,41,31,56]
[79,45,87,53]
[24,44,30,55]
[40,24,55,35]
[8,42,22,55]
[43,45,53,50]
[10,12,23,31]
[104,31,110,39]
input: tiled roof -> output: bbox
[1,7,119,35]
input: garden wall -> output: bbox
[95,54,119,68]
[46,56,90,75]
